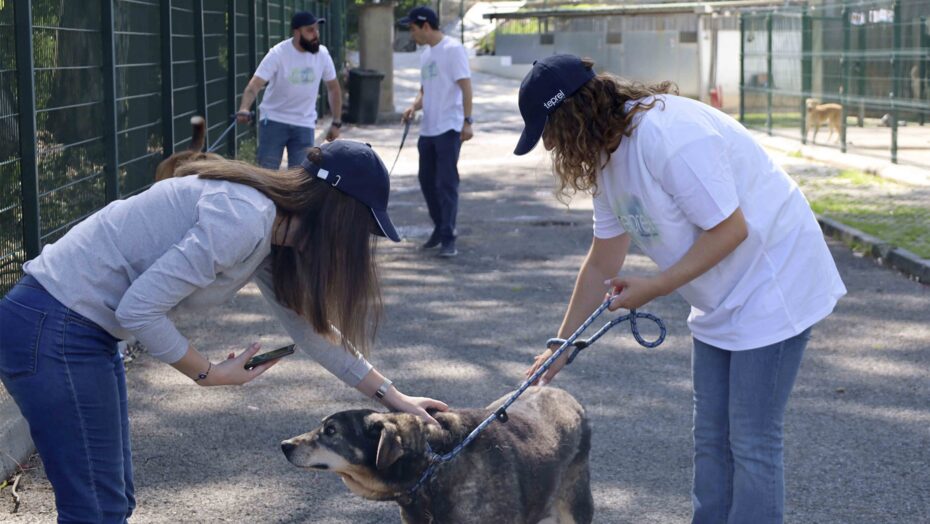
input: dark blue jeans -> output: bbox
[691,327,811,524]
[256,118,314,170]
[417,130,462,244]
[0,275,134,523]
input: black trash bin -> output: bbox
[346,68,385,125]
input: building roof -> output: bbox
[483,0,808,20]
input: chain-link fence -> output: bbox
[0,0,346,296]
[741,0,930,167]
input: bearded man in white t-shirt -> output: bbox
[519,55,847,524]
[399,6,473,258]
[237,11,343,170]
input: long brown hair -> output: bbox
[174,149,381,357]
[542,58,678,202]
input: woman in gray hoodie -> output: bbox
[0,140,446,522]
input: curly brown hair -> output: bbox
[541,58,678,202]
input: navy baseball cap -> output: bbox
[398,6,439,28]
[300,141,400,242]
[514,55,596,156]
[291,11,325,30]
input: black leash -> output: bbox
[389,119,412,176]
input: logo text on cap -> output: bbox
[544,90,565,110]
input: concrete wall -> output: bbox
[469,55,532,80]
[700,29,742,112]
[358,3,396,117]
[494,30,701,98]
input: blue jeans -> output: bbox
[0,275,134,523]
[691,327,811,524]
[417,130,462,245]
[256,118,314,169]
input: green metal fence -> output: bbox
[740,0,930,167]
[0,0,346,295]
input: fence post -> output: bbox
[193,0,208,143]
[249,0,257,74]
[161,0,175,157]
[13,0,40,259]
[891,0,900,164]
[857,16,865,127]
[920,16,928,126]
[801,6,811,144]
[331,0,345,74]
[227,0,238,157]
[739,14,745,124]
[766,13,772,136]
[248,0,258,141]
[265,0,272,51]
[841,3,849,153]
[101,0,120,202]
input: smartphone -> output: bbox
[244,344,296,370]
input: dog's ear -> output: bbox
[375,422,404,471]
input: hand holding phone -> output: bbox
[244,344,296,370]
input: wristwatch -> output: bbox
[464,116,474,125]
[374,378,393,400]
[331,121,343,128]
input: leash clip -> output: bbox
[494,407,509,423]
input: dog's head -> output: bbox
[282,410,436,500]
[805,98,820,111]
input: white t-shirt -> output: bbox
[593,95,846,351]
[419,36,470,137]
[254,39,337,127]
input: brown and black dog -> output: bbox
[282,386,593,524]
[154,116,224,182]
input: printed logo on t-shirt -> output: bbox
[288,67,316,85]
[615,195,659,244]
[421,61,439,81]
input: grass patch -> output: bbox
[810,196,930,258]
[237,137,257,164]
[741,112,803,128]
[835,169,892,186]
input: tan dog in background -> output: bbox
[154,116,224,182]
[806,98,843,144]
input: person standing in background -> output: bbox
[400,6,473,258]
[238,11,343,169]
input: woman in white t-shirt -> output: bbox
[516,55,846,524]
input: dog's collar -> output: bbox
[389,442,443,504]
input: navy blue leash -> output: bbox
[207,112,254,153]
[400,296,667,500]
[388,119,411,176]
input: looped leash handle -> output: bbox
[627,310,667,348]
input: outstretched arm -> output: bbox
[237,75,268,122]
[524,233,631,385]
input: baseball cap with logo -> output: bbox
[300,141,400,242]
[514,54,596,156]
[291,11,325,30]
[398,6,439,28]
